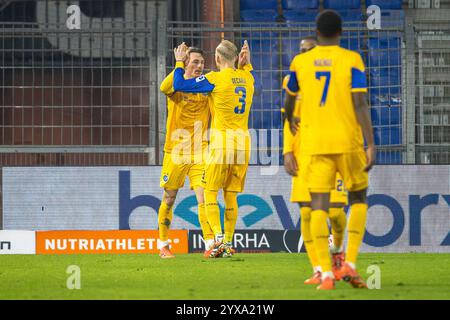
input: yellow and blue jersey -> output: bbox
[173,61,258,151]
[286,45,367,155]
[160,70,210,156]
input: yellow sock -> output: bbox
[300,206,320,270]
[224,191,238,243]
[329,207,347,250]
[158,201,173,242]
[198,203,214,241]
[310,210,332,273]
[346,203,368,265]
[204,189,222,236]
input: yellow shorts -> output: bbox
[202,148,250,192]
[291,170,348,204]
[304,151,369,193]
[160,152,204,190]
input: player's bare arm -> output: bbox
[284,94,300,135]
[352,92,376,172]
[284,151,298,177]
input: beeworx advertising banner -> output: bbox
[2,166,450,253]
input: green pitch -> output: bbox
[1,253,449,300]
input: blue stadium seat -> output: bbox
[373,126,402,145]
[366,0,403,9]
[263,110,281,129]
[282,10,318,26]
[381,106,401,125]
[368,37,401,67]
[380,10,405,28]
[376,151,402,164]
[251,111,263,128]
[370,108,380,126]
[373,105,402,126]
[389,106,401,125]
[370,66,401,78]
[323,0,360,9]
[240,9,279,22]
[282,0,319,10]
[369,68,401,88]
[249,39,278,53]
[252,53,281,70]
[340,31,365,51]
[251,111,278,129]
[336,10,363,25]
[369,87,401,106]
[240,0,278,10]
[260,91,282,109]
[259,73,280,89]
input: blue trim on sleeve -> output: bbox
[250,70,261,96]
[287,71,299,93]
[351,67,367,89]
[173,68,215,93]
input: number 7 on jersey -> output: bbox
[315,71,331,107]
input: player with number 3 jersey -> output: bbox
[172,40,258,258]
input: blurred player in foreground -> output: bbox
[282,36,348,285]
[158,47,214,258]
[172,40,257,258]
[284,10,376,290]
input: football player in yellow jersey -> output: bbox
[284,10,376,290]
[158,47,214,258]
[173,40,257,258]
[282,36,348,285]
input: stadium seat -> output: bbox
[380,10,405,29]
[370,87,401,106]
[249,39,278,54]
[370,69,401,88]
[336,10,363,25]
[263,110,281,129]
[340,31,365,51]
[282,0,319,10]
[323,0,360,9]
[251,111,263,128]
[382,106,401,126]
[370,107,380,126]
[240,0,278,10]
[373,105,401,126]
[251,111,279,129]
[366,0,403,9]
[260,91,282,109]
[376,151,402,164]
[368,37,401,67]
[252,53,281,70]
[374,126,402,145]
[282,10,318,26]
[240,9,279,22]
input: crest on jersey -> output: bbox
[195,75,206,82]
[162,174,169,183]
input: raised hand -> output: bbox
[174,42,188,62]
[238,40,251,67]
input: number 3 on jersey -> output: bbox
[315,71,331,107]
[234,86,246,114]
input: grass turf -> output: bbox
[0,253,449,300]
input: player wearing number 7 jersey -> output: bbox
[284,10,376,290]
[173,40,258,258]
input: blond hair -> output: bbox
[216,40,238,62]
